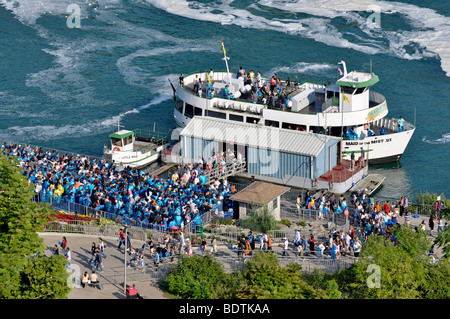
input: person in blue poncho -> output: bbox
[174,211,182,228]
[330,243,337,260]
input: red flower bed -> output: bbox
[49,211,97,222]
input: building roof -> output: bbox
[180,117,339,157]
[230,181,290,206]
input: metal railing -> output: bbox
[204,161,246,185]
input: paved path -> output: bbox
[38,210,441,299]
[39,233,168,299]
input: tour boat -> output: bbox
[172,44,415,165]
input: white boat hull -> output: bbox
[341,128,415,164]
[104,145,165,168]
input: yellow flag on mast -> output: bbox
[343,94,350,105]
[221,41,227,56]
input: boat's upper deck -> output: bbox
[178,71,383,116]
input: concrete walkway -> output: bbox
[38,210,441,299]
[39,233,168,299]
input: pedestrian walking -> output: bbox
[65,247,72,270]
[118,229,125,249]
[60,236,67,251]
[88,241,96,265]
[437,216,445,233]
[404,211,411,227]
[429,214,435,235]
[94,249,104,271]
[98,238,107,259]
[209,235,217,255]
[316,240,325,257]
[282,237,289,256]
[353,238,361,260]
[154,250,160,271]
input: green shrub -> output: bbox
[296,220,308,227]
[236,206,279,233]
[280,219,291,227]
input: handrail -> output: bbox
[203,161,246,185]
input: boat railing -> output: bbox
[131,129,169,154]
[180,71,326,113]
[370,117,414,134]
[133,129,169,142]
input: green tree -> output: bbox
[161,254,241,299]
[237,251,327,299]
[335,226,450,299]
[0,154,70,298]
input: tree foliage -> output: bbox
[161,254,241,299]
[237,251,328,299]
[0,154,69,298]
[337,226,450,299]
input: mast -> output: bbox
[221,40,232,86]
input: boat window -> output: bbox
[326,90,334,99]
[282,122,304,131]
[341,86,355,95]
[111,138,122,147]
[230,114,244,122]
[205,110,226,119]
[246,116,259,124]
[176,100,183,112]
[354,87,366,95]
[194,107,203,116]
[265,120,279,127]
[184,104,194,118]
[123,135,133,146]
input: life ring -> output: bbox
[364,124,368,130]
[113,147,121,152]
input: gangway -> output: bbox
[204,161,246,185]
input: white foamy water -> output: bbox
[267,62,335,76]
[259,0,450,76]
[422,133,450,145]
[116,45,214,88]
[0,94,170,141]
[143,0,384,56]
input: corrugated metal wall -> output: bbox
[181,136,219,161]
[182,135,338,180]
[247,147,311,179]
[314,139,338,178]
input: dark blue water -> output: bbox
[1,0,449,200]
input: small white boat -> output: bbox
[103,128,169,168]
[348,174,385,195]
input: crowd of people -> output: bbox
[182,67,302,111]
[1,142,238,233]
[3,141,446,272]
[226,190,447,261]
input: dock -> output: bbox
[145,163,176,178]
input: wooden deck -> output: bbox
[317,160,366,184]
